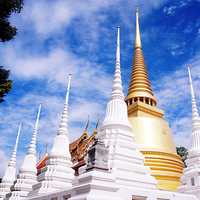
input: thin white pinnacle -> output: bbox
[9,123,22,167]
[111,27,124,100]
[135,9,142,48]
[28,104,41,155]
[188,66,200,138]
[58,74,72,135]
[188,66,199,120]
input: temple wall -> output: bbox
[28,187,197,200]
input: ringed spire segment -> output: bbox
[188,66,200,135]
[28,104,41,155]
[9,122,22,166]
[58,74,72,136]
[111,26,124,100]
[126,9,157,107]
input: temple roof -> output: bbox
[36,129,97,174]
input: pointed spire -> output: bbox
[45,143,48,154]
[8,106,42,199]
[135,8,142,48]
[95,118,100,129]
[188,66,199,118]
[126,9,157,107]
[188,66,200,134]
[65,74,72,105]
[111,26,124,100]
[103,27,130,126]
[57,74,72,135]
[8,123,21,167]
[28,104,41,155]
[0,123,22,198]
[27,76,74,195]
[84,115,90,131]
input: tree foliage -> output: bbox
[0,66,12,102]
[0,0,23,102]
[176,146,188,167]
[0,0,24,42]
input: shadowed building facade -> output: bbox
[125,10,183,191]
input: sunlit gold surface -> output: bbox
[143,151,183,191]
[127,103,184,191]
[126,47,157,105]
[126,10,157,106]
[126,10,183,191]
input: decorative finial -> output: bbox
[135,8,142,48]
[111,27,124,100]
[95,118,100,129]
[188,66,199,117]
[188,66,200,130]
[84,115,90,131]
[102,27,131,127]
[28,104,42,155]
[9,123,22,166]
[65,74,72,105]
[116,26,120,64]
[188,66,197,105]
[57,74,72,135]
[44,143,48,155]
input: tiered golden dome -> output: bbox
[125,10,184,191]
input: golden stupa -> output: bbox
[125,10,184,191]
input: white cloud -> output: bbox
[15,0,119,37]
[16,0,166,36]
[154,53,200,148]
[2,46,112,98]
[163,5,177,16]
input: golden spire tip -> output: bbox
[135,8,142,48]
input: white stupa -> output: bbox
[70,27,157,200]
[97,27,157,191]
[8,105,41,200]
[0,123,21,199]
[29,75,74,196]
[179,66,200,199]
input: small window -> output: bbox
[191,177,195,186]
[63,194,71,200]
[130,99,132,105]
[139,97,143,102]
[132,196,147,200]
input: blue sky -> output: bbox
[0,0,200,175]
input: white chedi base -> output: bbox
[98,124,157,190]
[0,182,14,199]
[70,169,121,200]
[0,163,17,199]
[179,150,200,199]
[8,172,37,200]
[31,158,74,194]
[29,134,74,196]
[8,153,37,200]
